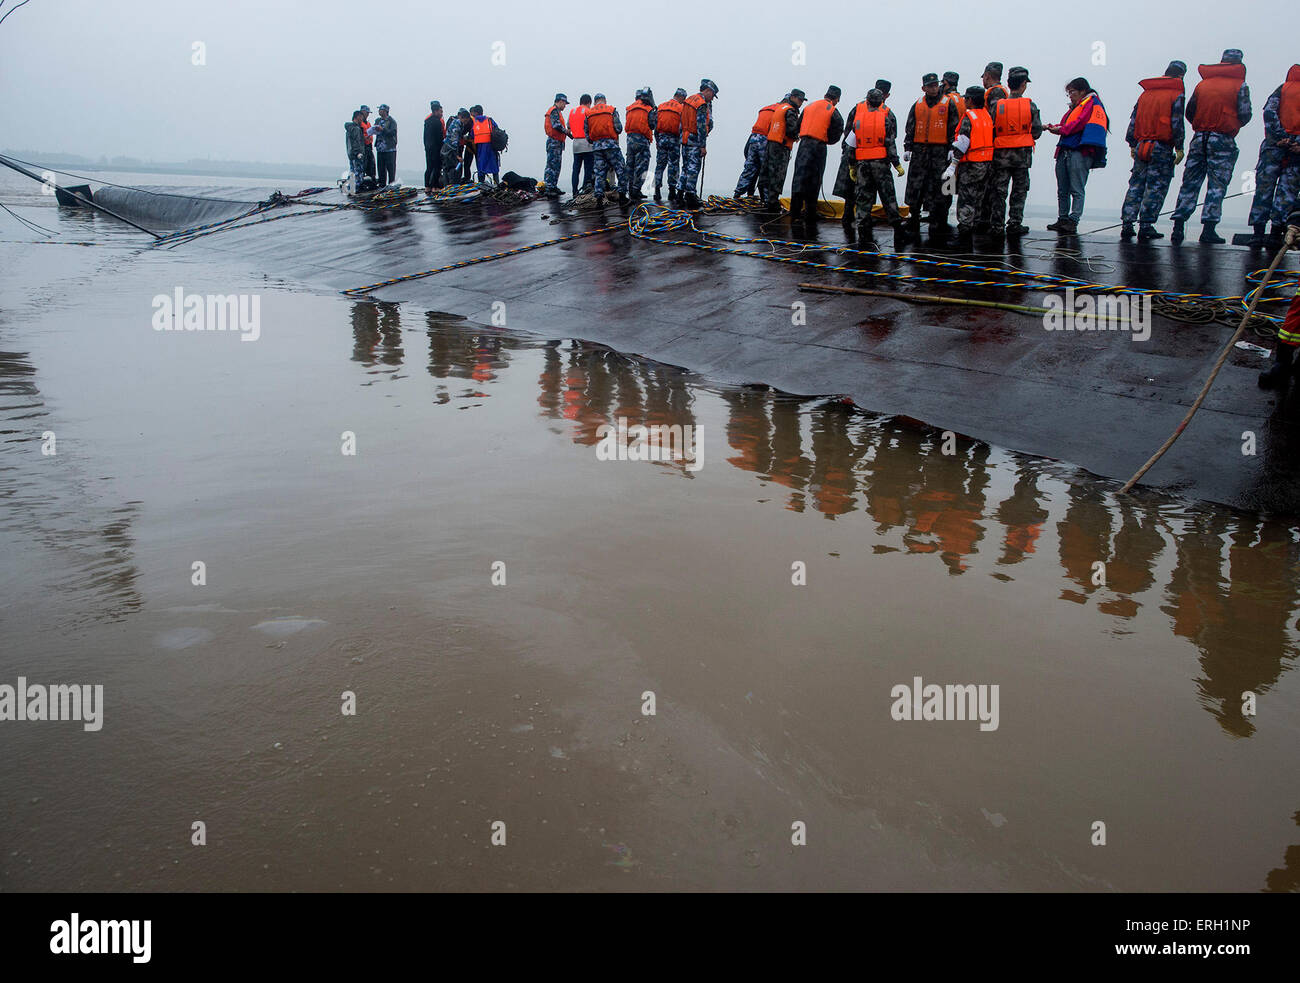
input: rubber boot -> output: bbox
[892,221,907,250]
[804,197,819,228]
[907,216,922,242]
[857,221,877,248]
[1245,222,1267,246]
[683,191,700,210]
[1259,342,1295,389]
[1267,223,1287,249]
[1170,218,1185,243]
[1199,221,1225,244]
[1138,223,1163,240]
[1120,222,1135,240]
[653,186,662,204]
[789,193,805,224]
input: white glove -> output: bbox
[941,163,957,184]
[903,151,912,163]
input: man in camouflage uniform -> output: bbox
[654,88,687,204]
[759,89,805,212]
[442,108,471,186]
[976,63,1009,231]
[951,86,993,249]
[543,94,570,198]
[588,94,629,204]
[987,66,1042,240]
[848,88,906,249]
[678,79,719,209]
[625,87,657,201]
[1121,61,1186,241]
[735,97,776,200]
[934,71,962,228]
[904,72,959,240]
[1171,49,1252,244]
[1247,67,1300,246]
[790,85,845,227]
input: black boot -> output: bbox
[1259,343,1295,389]
[1138,223,1163,240]
[1120,222,1136,240]
[789,193,804,222]
[892,221,907,249]
[683,191,700,210]
[653,188,662,204]
[1199,221,1225,244]
[1246,222,1267,246]
[956,228,974,251]
[1170,218,1185,243]
[1267,223,1287,249]
[857,221,877,248]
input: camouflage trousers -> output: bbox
[1172,132,1238,223]
[955,159,992,231]
[854,158,901,229]
[1248,144,1298,225]
[678,139,705,194]
[1121,143,1176,225]
[988,148,1033,228]
[543,138,565,192]
[349,156,366,186]
[761,141,792,205]
[654,133,681,191]
[905,145,950,222]
[1273,158,1300,226]
[442,144,462,185]
[626,134,652,194]
[734,132,767,197]
[592,140,628,196]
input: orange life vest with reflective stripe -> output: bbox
[585,104,617,142]
[993,97,1035,148]
[766,102,796,148]
[543,107,566,141]
[625,103,653,138]
[472,117,493,144]
[361,120,373,145]
[799,99,835,142]
[947,93,967,117]
[961,108,993,161]
[752,103,781,135]
[853,103,889,160]
[656,99,682,135]
[680,93,707,141]
[1281,64,1300,136]
[1133,76,1183,146]
[985,84,1008,105]
[1190,63,1247,136]
[913,97,950,145]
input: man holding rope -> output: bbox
[1259,207,1300,389]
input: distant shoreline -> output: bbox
[2,149,420,186]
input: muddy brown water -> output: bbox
[0,182,1297,892]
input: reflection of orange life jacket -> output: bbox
[656,100,682,135]
[947,93,967,117]
[1133,76,1183,158]
[1190,63,1247,136]
[625,103,653,138]
[961,108,993,161]
[766,102,797,148]
[472,117,493,144]
[993,97,1035,148]
[543,107,566,141]
[912,97,950,145]
[567,106,588,140]
[680,93,707,142]
[1281,64,1300,136]
[752,103,780,135]
[853,103,888,160]
[361,120,373,145]
[585,104,617,141]
[799,99,835,142]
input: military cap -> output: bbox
[674,87,688,99]
[875,79,892,95]
[984,62,1003,77]
[790,88,806,100]
[1165,61,1186,77]
[866,88,884,106]
[922,72,939,85]
[555,93,568,103]
[1221,49,1243,64]
[1008,66,1030,83]
[943,71,960,84]
[701,78,719,96]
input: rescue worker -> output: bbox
[424,101,446,193]
[1247,64,1300,247]
[790,85,845,228]
[654,88,686,203]
[759,88,805,212]
[976,64,1008,229]
[942,72,963,107]
[904,72,959,241]
[846,87,906,249]
[834,91,863,235]
[345,109,366,189]
[542,93,570,198]
[678,79,719,210]
[949,86,994,250]
[442,108,470,186]
[1121,61,1186,241]
[469,105,500,186]
[569,95,594,197]
[359,105,377,180]
[586,93,629,205]
[935,71,965,229]
[987,66,1042,240]
[372,104,397,187]
[1171,49,1252,244]
[1046,78,1109,234]
[625,87,657,201]
[736,97,781,200]
[1258,208,1300,389]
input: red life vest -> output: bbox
[913,97,950,145]
[543,107,566,141]
[625,103,653,138]
[961,108,993,162]
[1190,63,1247,136]
[853,103,888,160]
[585,104,617,142]
[656,99,683,135]
[680,93,707,142]
[985,84,1008,104]
[567,106,588,140]
[1281,64,1300,136]
[799,99,835,142]
[1132,76,1182,158]
[361,120,373,146]
[752,103,781,135]
[766,101,797,148]
[993,97,1035,148]
[472,117,493,145]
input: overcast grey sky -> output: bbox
[2,0,1295,216]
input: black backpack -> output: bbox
[490,125,509,152]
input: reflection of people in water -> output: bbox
[863,421,928,532]
[904,437,990,575]
[1096,497,1164,618]
[769,396,814,511]
[350,301,404,368]
[995,462,1048,566]
[724,388,775,479]
[1057,481,1113,599]
[809,401,870,518]
[1265,809,1300,893]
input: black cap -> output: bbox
[430,100,441,109]
[984,62,1003,78]
[789,87,806,101]
[922,72,939,86]
[674,87,687,100]
[555,93,568,103]
[1165,60,1187,78]
[1008,66,1030,84]
[826,84,841,100]
[701,78,719,97]
[875,79,891,95]
[964,85,984,100]
[866,88,884,107]
[943,71,960,85]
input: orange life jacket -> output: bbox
[585,104,617,142]
[472,117,493,144]
[799,99,835,142]
[752,103,781,135]
[912,96,950,145]
[766,101,797,148]
[656,99,683,135]
[680,93,707,142]
[947,93,967,117]
[961,108,993,162]
[1281,64,1300,136]
[625,102,653,138]
[543,106,566,141]
[1131,76,1182,159]
[985,83,1008,104]
[361,120,373,145]
[567,105,588,140]
[853,103,889,160]
[993,97,1035,148]
[1190,62,1247,136]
